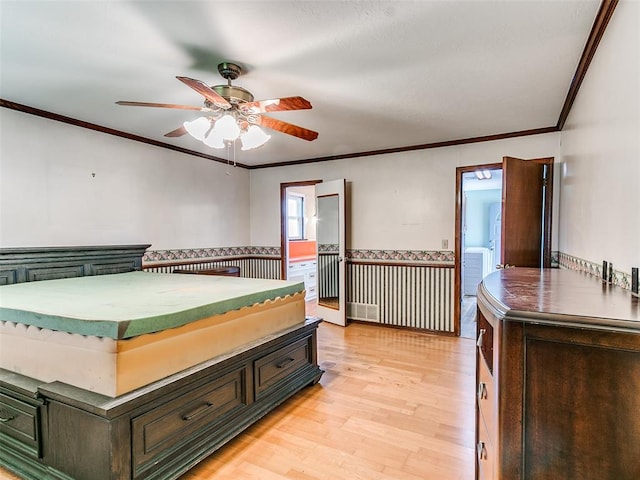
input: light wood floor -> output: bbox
[0,322,477,480]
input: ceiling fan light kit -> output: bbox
[116,62,317,152]
[183,116,210,141]
[240,125,272,151]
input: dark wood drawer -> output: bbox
[476,415,494,480]
[477,354,495,440]
[477,311,494,375]
[131,368,245,475]
[0,392,41,457]
[254,337,312,397]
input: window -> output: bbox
[287,194,305,240]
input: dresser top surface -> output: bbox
[480,268,640,331]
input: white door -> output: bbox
[315,179,346,326]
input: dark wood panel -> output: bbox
[46,400,118,480]
[524,335,640,479]
[27,265,85,281]
[501,157,545,267]
[0,244,149,284]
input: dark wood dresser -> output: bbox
[475,268,640,480]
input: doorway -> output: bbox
[460,167,503,338]
[454,156,554,338]
[280,180,321,317]
[280,179,348,325]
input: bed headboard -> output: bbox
[0,244,151,285]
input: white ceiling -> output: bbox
[0,1,601,167]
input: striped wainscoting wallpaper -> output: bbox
[348,262,454,332]
[317,253,339,299]
[143,247,281,280]
[142,247,455,333]
[144,257,281,279]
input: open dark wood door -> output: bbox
[501,156,549,268]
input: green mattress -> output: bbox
[0,272,305,339]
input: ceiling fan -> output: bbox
[116,62,318,150]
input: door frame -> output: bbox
[454,163,501,336]
[279,180,322,280]
[453,158,554,336]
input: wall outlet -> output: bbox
[442,239,448,249]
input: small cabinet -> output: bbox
[288,260,317,300]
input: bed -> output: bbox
[0,245,323,480]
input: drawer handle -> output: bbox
[476,328,486,349]
[276,357,295,369]
[0,410,15,423]
[478,382,487,400]
[182,402,214,422]
[477,441,487,460]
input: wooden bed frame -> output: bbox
[0,245,323,480]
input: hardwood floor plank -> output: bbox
[183,322,476,479]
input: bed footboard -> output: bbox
[0,318,323,480]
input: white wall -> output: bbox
[250,133,560,251]
[0,108,250,250]
[465,189,502,248]
[558,0,640,274]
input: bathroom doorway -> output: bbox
[454,156,554,338]
[460,167,503,338]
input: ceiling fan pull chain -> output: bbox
[225,141,231,176]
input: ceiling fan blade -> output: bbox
[238,96,312,115]
[116,101,212,112]
[253,115,318,141]
[176,76,231,109]
[164,125,188,137]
